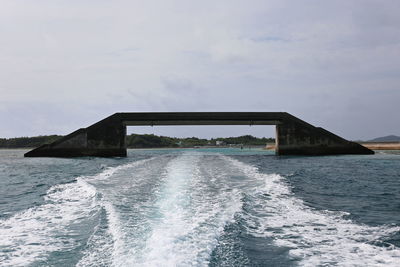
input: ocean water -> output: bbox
[0,148,399,267]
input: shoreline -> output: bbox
[358,142,400,150]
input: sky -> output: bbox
[0,0,399,140]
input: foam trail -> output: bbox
[0,158,152,267]
[77,201,125,267]
[139,152,242,266]
[224,156,400,266]
[77,156,172,267]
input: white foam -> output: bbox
[0,178,99,267]
[0,158,152,267]
[76,201,126,267]
[224,156,400,266]
[84,158,154,183]
[77,156,165,267]
[138,152,243,266]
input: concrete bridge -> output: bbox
[24,112,373,157]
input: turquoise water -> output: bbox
[0,148,399,266]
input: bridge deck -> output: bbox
[115,112,287,126]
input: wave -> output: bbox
[76,154,180,267]
[224,156,400,266]
[0,158,152,267]
[135,152,243,266]
[76,201,124,267]
[0,178,99,267]
[3,152,398,267]
[77,152,244,267]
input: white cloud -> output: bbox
[0,0,399,139]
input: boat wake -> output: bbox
[1,152,399,266]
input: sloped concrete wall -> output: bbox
[25,114,127,157]
[276,117,373,155]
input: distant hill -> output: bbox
[368,135,400,142]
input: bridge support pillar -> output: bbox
[275,120,373,155]
[85,116,127,157]
[25,114,127,157]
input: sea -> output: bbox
[0,148,399,267]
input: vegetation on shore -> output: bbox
[0,135,63,148]
[0,134,275,148]
[126,134,274,148]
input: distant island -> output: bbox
[0,134,275,149]
[368,135,400,142]
[360,135,400,150]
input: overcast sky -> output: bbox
[0,0,399,140]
